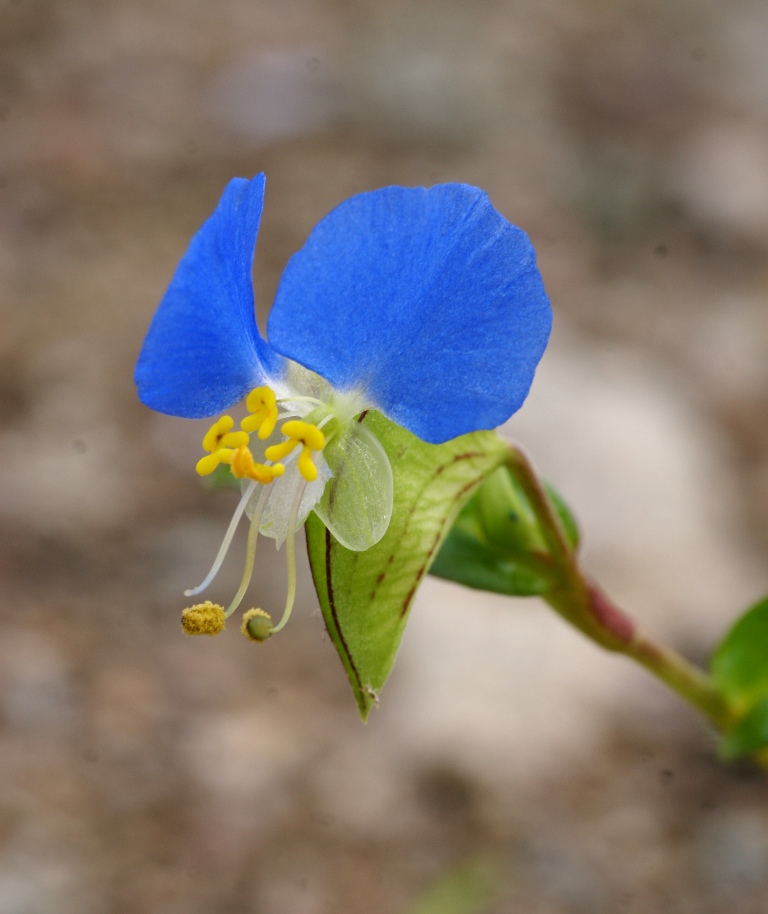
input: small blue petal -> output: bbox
[267,184,552,443]
[135,175,284,419]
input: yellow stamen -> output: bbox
[242,386,279,439]
[297,447,318,482]
[196,448,234,476]
[223,487,270,619]
[241,608,273,642]
[202,415,249,453]
[184,481,258,598]
[226,479,304,630]
[181,601,226,635]
[265,420,325,483]
[229,445,284,484]
[197,416,250,476]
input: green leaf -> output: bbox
[429,467,578,597]
[720,694,768,760]
[711,595,768,709]
[306,411,508,719]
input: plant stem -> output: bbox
[504,445,737,735]
[627,622,736,731]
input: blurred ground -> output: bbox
[1,0,768,911]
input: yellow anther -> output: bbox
[202,415,249,453]
[242,386,279,440]
[265,420,325,483]
[286,420,325,451]
[197,416,250,476]
[195,448,232,476]
[181,601,226,635]
[297,447,318,482]
[241,608,273,642]
[229,445,284,485]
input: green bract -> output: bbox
[306,411,509,719]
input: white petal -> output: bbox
[247,452,331,548]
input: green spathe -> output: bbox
[430,466,579,597]
[306,411,508,719]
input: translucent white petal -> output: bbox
[245,451,331,548]
[271,362,370,423]
[313,422,393,551]
[270,362,335,418]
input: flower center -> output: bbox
[181,380,355,642]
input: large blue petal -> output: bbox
[135,175,284,419]
[267,183,552,443]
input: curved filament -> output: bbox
[184,481,257,597]
[269,480,307,634]
[224,485,272,618]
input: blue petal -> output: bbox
[267,184,552,443]
[135,175,284,419]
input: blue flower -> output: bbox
[135,174,551,638]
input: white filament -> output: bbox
[183,480,257,597]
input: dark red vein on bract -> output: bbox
[365,450,486,608]
[325,526,364,700]
[399,475,480,617]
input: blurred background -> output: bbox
[1,0,768,911]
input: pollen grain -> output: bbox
[181,601,226,635]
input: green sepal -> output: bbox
[711,595,768,710]
[429,465,578,597]
[720,694,768,760]
[305,411,509,720]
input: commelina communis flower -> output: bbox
[135,175,551,640]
